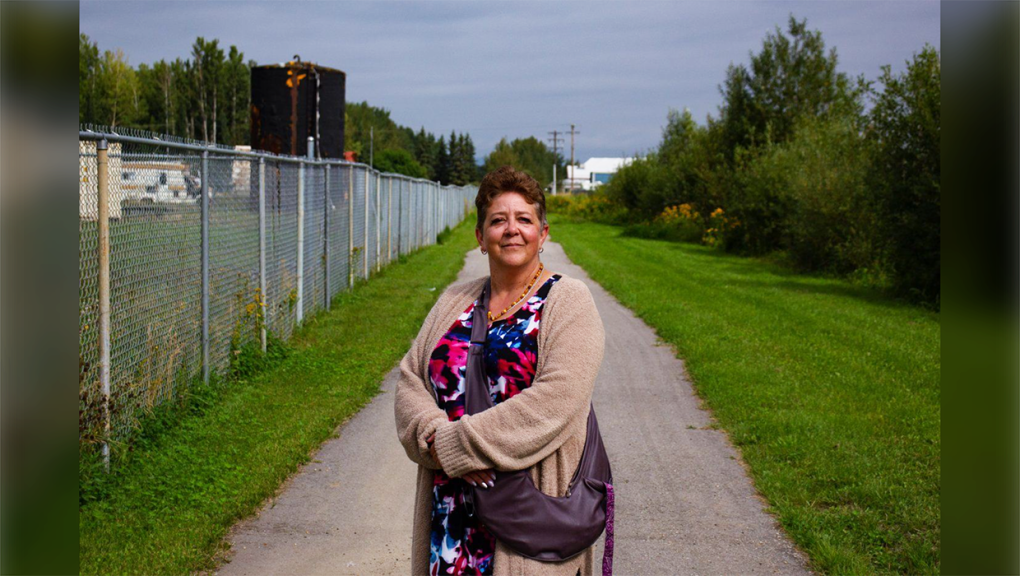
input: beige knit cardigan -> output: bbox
[394,273,606,576]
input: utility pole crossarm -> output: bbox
[569,124,579,191]
[547,129,564,195]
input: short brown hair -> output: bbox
[475,166,547,230]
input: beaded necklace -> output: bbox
[488,261,545,322]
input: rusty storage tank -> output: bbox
[250,59,345,159]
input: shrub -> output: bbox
[601,155,662,216]
[374,148,428,179]
[627,203,704,243]
[702,207,741,248]
[546,192,629,224]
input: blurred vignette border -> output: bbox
[1,1,80,574]
[0,0,1017,574]
[942,1,1020,574]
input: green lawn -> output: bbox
[550,219,940,575]
[78,218,476,576]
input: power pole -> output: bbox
[569,124,579,191]
[547,129,563,195]
[369,126,374,168]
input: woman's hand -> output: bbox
[427,433,496,488]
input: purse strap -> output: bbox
[465,279,495,415]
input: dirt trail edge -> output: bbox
[216,240,814,576]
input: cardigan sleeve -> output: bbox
[433,278,605,479]
[394,288,456,470]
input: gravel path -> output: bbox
[216,240,814,575]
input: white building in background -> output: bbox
[565,157,635,191]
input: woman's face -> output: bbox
[476,192,549,270]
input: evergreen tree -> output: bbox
[462,134,479,182]
[413,128,437,180]
[435,136,450,184]
[449,130,466,185]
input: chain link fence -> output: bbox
[79,126,476,461]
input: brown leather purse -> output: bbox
[463,279,615,575]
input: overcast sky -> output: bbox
[80,1,939,162]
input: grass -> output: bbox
[78,218,477,576]
[549,218,940,576]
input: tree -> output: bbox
[448,131,461,184]
[481,136,562,189]
[482,138,520,174]
[152,60,174,135]
[461,134,479,183]
[219,46,250,146]
[170,58,195,139]
[716,15,868,159]
[374,148,428,179]
[96,48,142,127]
[435,136,450,184]
[867,44,940,305]
[344,101,412,164]
[79,34,100,124]
[413,127,437,180]
[191,37,224,143]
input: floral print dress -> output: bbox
[427,274,562,576]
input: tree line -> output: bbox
[79,34,481,184]
[80,34,252,147]
[481,137,565,192]
[588,16,939,307]
[344,101,480,185]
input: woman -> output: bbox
[394,166,606,576]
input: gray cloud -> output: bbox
[80,1,939,161]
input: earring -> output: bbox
[481,248,487,255]
[539,247,544,253]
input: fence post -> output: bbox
[297,158,305,324]
[363,169,370,279]
[395,178,399,254]
[324,164,331,311]
[201,149,210,386]
[96,139,112,471]
[259,158,267,354]
[375,172,381,273]
[387,178,392,264]
[348,165,354,289]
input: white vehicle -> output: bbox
[119,162,200,205]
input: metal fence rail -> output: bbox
[78,126,476,466]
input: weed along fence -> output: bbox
[79,126,477,467]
